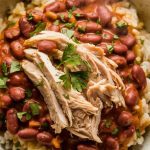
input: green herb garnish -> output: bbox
[53,20,60,26]
[140,39,144,45]
[0,77,8,88]
[10,61,21,74]
[1,62,8,76]
[112,128,119,135]
[61,28,74,38]
[17,112,27,120]
[6,21,16,28]
[65,23,75,29]
[27,13,34,21]
[136,129,141,138]
[116,21,128,28]
[25,89,32,99]
[30,22,46,37]
[114,34,119,40]
[30,103,40,116]
[78,26,86,33]
[104,119,112,128]
[107,44,114,54]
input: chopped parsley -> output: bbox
[0,77,8,88]
[72,37,80,43]
[136,129,141,138]
[25,89,32,99]
[53,20,60,26]
[60,14,65,22]
[1,62,8,76]
[17,112,32,121]
[140,39,145,45]
[112,128,119,135]
[76,13,81,17]
[10,61,21,74]
[30,103,40,116]
[65,23,75,29]
[78,26,86,33]
[61,28,74,39]
[104,119,112,128]
[27,13,34,21]
[102,33,109,38]
[107,44,114,54]
[116,21,128,28]
[6,21,16,28]
[30,22,46,37]
[68,6,76,19]
[59,44,90,92]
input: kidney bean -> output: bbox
[37,40,57,54]
[19,17,35,38]
[114,24,128,36]
[6,108,19,134]
[102,30,114,42]
[18,128,38,140]
[1,95,12,107]
[66,0,80,8]
[97,42,108,54]
[106,137,119,150]
[36,132,53,145]
[9,72,30,87]
[77,21,102,33]
[118,111,133,127]
[27,10,43,23]
[126,51,135,63]
[119,67,131,79]
[131,65,147,90]
[9,87,25,101]
[78,33,102,44]
[44,1,66,13]
[4,27,20,40]
[97,5,112,26]
[48,25,60,32]
[120,34,136,48]
[109,55,127,67]
[77,144,97,150]
[124,83,139,107]
[10,40,25,59]
[73,9,86,18]
[86,12,99,20]
[119,125,135,143]
[114,41,128,54]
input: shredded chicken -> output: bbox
[22,31,126,143]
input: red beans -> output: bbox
[9,87,25,101]
[37,40,57,54]
[19,17,35,38]
[102,30,114,42]
[2,56,14,67]
[77,21,102,33]
[118,111,133,127]
[131,65,147,90]
[124,84,139,107]
[78,33,102,44]
[109,55,127,67]
[18,128,38,140]
[6,108,19,134]
[4,27,20,40]
[114,41,128,54]
[1,95,12,107]
[66,0,81,8]
[85,12,99,20]
[48,25,60,32]
[9,72,30,87]
[105,137,119,150]
[44,1,66,13]
[97,5,112,26]
[120,34,136,48]
[27,10,43,23]
[10,40,25,59]
[36,132,53,145]
[126,51,135,63]
[77,145,97,150]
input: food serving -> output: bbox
[0,0,150,150]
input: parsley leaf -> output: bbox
[30,103,40,116]
[0,77,8,88]
[60,14,65,22]
[59,72,71,89]
[104,119,112,128]
[26,113,32,120]
[1,62,8,76]
[25,89,32,99]
[136,129,141,138]
[114,34,119,40]
[65,23,75,29]
[61,28,74,39]
[112,128,119,135]
[106,44,114,54]
[30,22,46,37]
[10,61,21,74]
[53,20,60,25]
[116,21,128,28]
[17,112,27,120]
[78,26,86,33]
[27,13,34,21]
